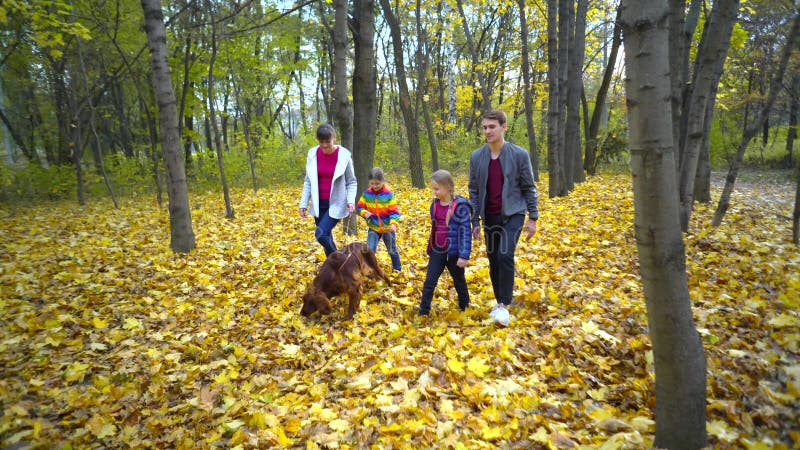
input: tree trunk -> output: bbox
[0,108,30,161]
[786,74,798,167]
[141,0,196,253]
[565,0,587,187]
[620,1,707,447]
[585,6,621,175]
[415,0,439,174]
[77,34,118,209]
[693,87,716,203]
[207,8,234,219]
[227,49,258,194]
[712,12,799,227]
[518,0,539,181]
[379,0,424,188]
[140,91,163,207]
[547,0,565,197]
[351,0,377,233]
[455,0,492,112]
[332,0,353,150]
[677,0,739,231]
[668,0,701,157]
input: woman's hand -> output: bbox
[299,208,307,218]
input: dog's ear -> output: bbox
[300,291,317,316]
[316,295,332,315]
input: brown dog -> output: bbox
[300,242,391,320]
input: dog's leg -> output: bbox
[345,287,361,320]
[363,250,390,285]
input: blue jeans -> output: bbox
[419,249,469,315]
[483,213,524,305]
[314,200,340,257]
[367,230,402,271]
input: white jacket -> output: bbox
[299,146,358,219]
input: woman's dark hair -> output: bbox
[368,167,385,181]
[316,124,336,140]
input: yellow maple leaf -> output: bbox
[122,317,141,330]
[92,316,109,329]
[447,358,464,373]
[328,419,350,433]
[64,361,90,383]
[467,357,490,377]
[85,414,116,439]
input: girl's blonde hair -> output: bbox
[430,169,455,195]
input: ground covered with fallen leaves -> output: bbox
[1,172,798,449]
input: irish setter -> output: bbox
[300,242,391,320]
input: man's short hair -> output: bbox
[482,109,507,125]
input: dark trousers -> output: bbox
[419,249,470,315]
[314,200,340,257]
[483,213,524,305]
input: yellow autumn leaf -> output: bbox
[92,316,109,329]
[467,357,490,377]
[328,419,350,433]
[447,358,464,373]
[122,317,141,330]
[64,361,90,383]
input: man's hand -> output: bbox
[299,207,307,218]
[472,226,481,241]
[524,219,537,240]
[456,258,468,268]
[348,203,355,214]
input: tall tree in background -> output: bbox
[621,0,707,447]
[140,0,196,253]
[207,5,234,219]
[352,0,378,197]
[546,0,565,197]
[584,6,621,176]
[379,0,425,188]
[712,12,799,227]
[675,0,740,231]
[455,0,492,112]
[332,0,353,151]
[564,0,587,189]
[517,0,539,180]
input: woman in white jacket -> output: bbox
[298,124,358,256]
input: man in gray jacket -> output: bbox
[468,109,539,326]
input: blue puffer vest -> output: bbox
[427,195,473,259]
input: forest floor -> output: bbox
[0,172,798,449]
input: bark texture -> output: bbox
[620,1,707,447]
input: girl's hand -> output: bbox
[390,223,397,232]
[456,258,468,268]
[364,211,373,219]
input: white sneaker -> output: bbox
[489,304,501,319]
[493,305,510,327]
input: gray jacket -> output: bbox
[468,142,539,226]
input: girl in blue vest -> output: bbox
[419,170,473,316]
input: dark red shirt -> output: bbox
[433,200,450,249]
[316,146,339,201]
[486,157,503,215]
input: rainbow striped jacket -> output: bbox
[356,185,400,233]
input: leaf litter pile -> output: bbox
[1,173,798,449]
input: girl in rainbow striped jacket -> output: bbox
[356,167,402,271]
